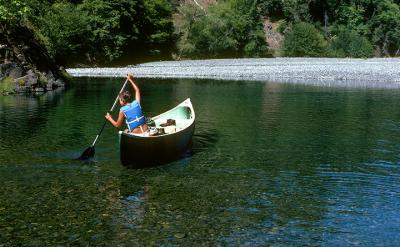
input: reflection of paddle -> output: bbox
[78,78,129,160]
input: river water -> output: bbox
[1,78,400,245]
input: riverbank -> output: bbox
[0,25,68,95]
[67,58,400,88]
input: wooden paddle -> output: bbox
[78,78,129,160]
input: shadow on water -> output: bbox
[0,88,65,139]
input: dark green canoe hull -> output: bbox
[119,122,194,168]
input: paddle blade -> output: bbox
[78,146,95,160]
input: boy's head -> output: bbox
[119,90,131,105]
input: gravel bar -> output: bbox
[67,58,400,88]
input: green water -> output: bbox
[1,78,400,245]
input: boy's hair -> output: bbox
[119,90,131,103]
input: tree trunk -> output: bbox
[5,49,9,62]
[383,34,389,56]
[324,10,328,33]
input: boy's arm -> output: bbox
[127,74,141,103]
[105,112,125,128]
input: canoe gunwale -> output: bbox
[119,98,195,139]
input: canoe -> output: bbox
[119,98,195,168]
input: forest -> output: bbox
[1,0,400,66]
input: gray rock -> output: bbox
[16,53,24,61]
[0,62,16,76]
[14,85,30,93]
[54,78,65,87]
[44,72,58,90]
[67,58,400,89]
[8,66,23,78]
[46,81,53,90]
[15,70,37,87]
[46,71,56,82]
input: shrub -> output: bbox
[276,19,287,34]
[61,71,73,83]
[0,76,15,94]
[282,22,329,57]
[17,79,25,86]
[38,73,48,87]
[330,27,374,58]
[370,1,400,56]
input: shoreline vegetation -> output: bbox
[67,58,400,88]
[1,0,400,94]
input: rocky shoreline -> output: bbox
[67,58,400,88]
[0,62,66,95]
[0,25,68,95]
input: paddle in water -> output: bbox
[77,78,130,160]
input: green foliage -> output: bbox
[258,0,311,21]
[78,0,139,63]
[335,3,369,35]
[0,76,15,94]
[330,27,374,58]
[260,0,399,57]
[60,71,73,83]
[0,0,29,24]
[17,79,25,86]
[276,19,287,33]
[175,0,268,59]
[15,0,175,65]
[174,3,201,57]
[38,73,48,87]
[3,0,400,64]
[244,29,269,57]
[142,0,174,47]
[281,0,311,22]
[282,22,329,57]
[258,0,282,17]
[370,0,400,56]
[36,2,90,63]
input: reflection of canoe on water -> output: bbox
[119,98,195,168]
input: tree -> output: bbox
[370,0,400,56]
[36,2,90,64]
[335,3,369,35]
[175,0,268,58]
[258,0,311,21]
[330,26,374,58]
[0,0,29,24]
[282,22,329,57]
[78,0,140,63]
[24,0,175,65]
[140,0,175,56]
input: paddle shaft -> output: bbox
[91,78,129,147]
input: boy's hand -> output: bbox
[105,113,112,120]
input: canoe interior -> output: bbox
[152,104,194,132]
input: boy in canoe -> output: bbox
[105,74,149,134]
